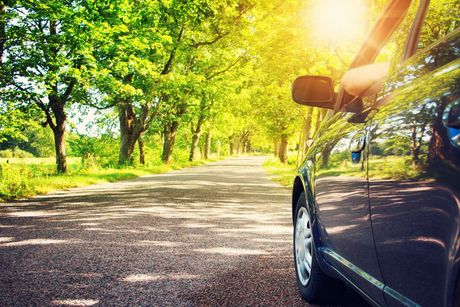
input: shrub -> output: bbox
[14,149,35,158]
[0,163,34,199]
[0,149,13,158]
[0,148,35,159]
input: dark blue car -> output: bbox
[291,0,459,306]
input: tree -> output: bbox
[157,1,253,163]
[4,0,96,172]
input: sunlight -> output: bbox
[193,247,267,256]
[123,273,199,283]
[0,237,15,243]
[123,274,161,282]
[51,299,99,306]
[0,238,81,247]
[307,0,368,45]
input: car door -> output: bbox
[308,109,385,305]
[368,8,460,307]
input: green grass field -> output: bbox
[0,157,220,201]
[263,158,297,187]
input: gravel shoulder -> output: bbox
[0,156,367,306]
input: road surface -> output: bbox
[0,156,367,306]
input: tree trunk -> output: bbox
[189,132,201,161]
[204,132,211,159]
[53,126,67,173]
[274,139,280,158]
[47,94,68,174]
[138,135,145,165]
[189,116,204,161]
[118,102,138,166]
[244,140,251,153]
[229,140,235,155]
[162,121,179,164]
[216,140,221,157]
[279,134,288,163]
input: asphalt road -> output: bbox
[0,156,368,306]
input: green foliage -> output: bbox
[0,155,221,201]
[0,148,34,158]
[263,158,297,187]
[0,150,12,158]
[0,124,55,157]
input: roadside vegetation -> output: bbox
[0,148,221,200]
[1,1,454,200]
[263,158,297,187]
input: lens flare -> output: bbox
[307,0,368,46]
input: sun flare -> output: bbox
[307,0,368,45]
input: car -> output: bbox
[290,0,460,306]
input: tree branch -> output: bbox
[206,52,247,80]
[84,100,118,110]
[61,79,76,103]
[33,97,56,131]
[191,31,230,48]
[161,26,184,75]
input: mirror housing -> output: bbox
[292,76,335,110]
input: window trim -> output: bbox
[402,0,430,60]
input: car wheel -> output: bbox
[294,192,345,304]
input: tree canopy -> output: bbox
[2,0,455,172]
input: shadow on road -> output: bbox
[0,157,369,306]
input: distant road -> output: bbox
[0,156,366,306]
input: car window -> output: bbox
[417,0,460,51]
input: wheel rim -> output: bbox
[295,207,313,286]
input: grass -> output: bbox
[263,158,297,187]
[0,157,222,201]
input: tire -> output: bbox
[293,192,345,304]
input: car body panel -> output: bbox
[369,29,460,307]
[304,112,386,305]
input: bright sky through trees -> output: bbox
[307,0,368,46]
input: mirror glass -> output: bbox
[291,76,335,109]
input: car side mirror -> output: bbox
[291,76,335,110]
